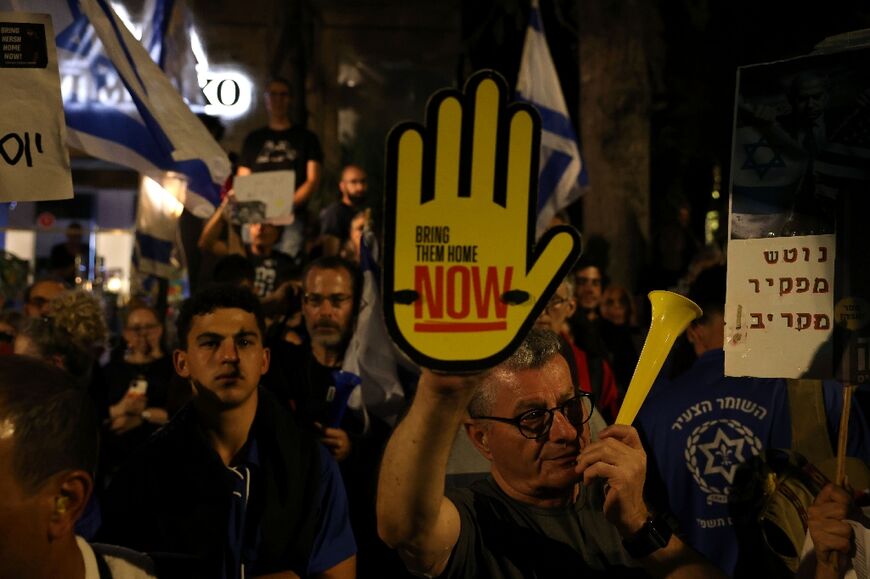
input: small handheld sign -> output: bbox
[382,70,582,372]
[0,12,73,203]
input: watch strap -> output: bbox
[622,513,672,558]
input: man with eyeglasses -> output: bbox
[264,256,406,577]
[265,256,362,461]
[237,76,323,263]
[378,328,727,579]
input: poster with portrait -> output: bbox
[0,12,73,202]
[726,39,870,382]
[232,170,295,224]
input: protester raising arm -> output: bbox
[378,331,729,578]
[377,369,472,576]
[198,193,244,256]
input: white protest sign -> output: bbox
[232,170,295,224]
[0,12,72,202]
[725,234,835,378]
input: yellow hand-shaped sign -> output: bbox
[383,70,582,371]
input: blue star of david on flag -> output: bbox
[741,137,787,179]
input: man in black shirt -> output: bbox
[238,77,323,261]
[319,164,368,257]
[266,256,361,459]
[49,222,89,284]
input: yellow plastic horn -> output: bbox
[615,290,702,425]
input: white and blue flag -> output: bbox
[1,0,231,276]
[342,231,411,427]
[4,0,230,217]
[516,0,587,237]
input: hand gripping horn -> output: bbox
[615,291,703,425]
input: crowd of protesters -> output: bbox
[0,76,868,579]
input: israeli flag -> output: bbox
[18,0,230,217]
[516,0,587,237]
[342,232,411,427]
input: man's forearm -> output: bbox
[294,161,322,207]
[293,180,318,207]
[377,373,473,547]
[198,201,228,253]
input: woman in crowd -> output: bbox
[598,285,642,403]
[101,303,172,481]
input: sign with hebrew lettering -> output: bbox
[725,235,835,377]
[0,12,72,202]
[728,39,870,382]
[382,70,582,371]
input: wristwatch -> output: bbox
[622,513,672,558]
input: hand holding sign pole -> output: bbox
[383,70,582,372]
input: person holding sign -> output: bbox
[377,329,726,578]
[198,193,297,299]
[798,483,870,579]
[636,265,870,576]
[377,71,723,579]
[238,77,323,262]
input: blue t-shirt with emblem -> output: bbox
[637,348,869,576]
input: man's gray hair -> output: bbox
[468,328,563,417]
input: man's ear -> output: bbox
[464,420,493,461]
[48,470,92,541]
[565,296,577,320]
[173,349,190,378]
[686,323,699,345]
[261,346,271,375]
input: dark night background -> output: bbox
[461,0,870,250]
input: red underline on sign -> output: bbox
[414,321,508,332]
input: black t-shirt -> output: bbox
[240,126,324,187]
[246,248,297,298]
[99,355,175,479]
[263,341,353,429]
[103,355,173,409]
[319,201,357,241]
[443,477,644,579]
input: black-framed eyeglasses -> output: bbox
[303,293,353,308]
[470,393,594,439]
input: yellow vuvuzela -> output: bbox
[615,291,703,425]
